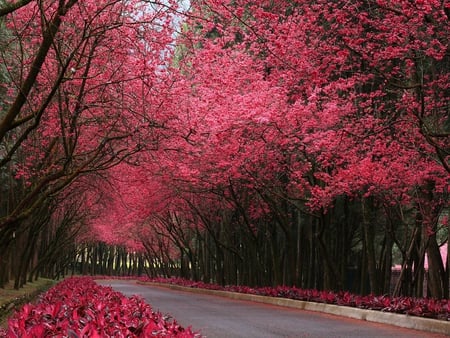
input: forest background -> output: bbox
[0,0,449,300]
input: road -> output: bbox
[96,280,446,338]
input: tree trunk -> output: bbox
[362,198,380,295]
[426,235,445,299]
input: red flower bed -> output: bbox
[0,277,197,337]
[141,277,450,321]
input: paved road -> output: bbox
[96,280,446,338]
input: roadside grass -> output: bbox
[0,278,56,328]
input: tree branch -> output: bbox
[0,0,33,17]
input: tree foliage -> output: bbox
[0,0,448,299]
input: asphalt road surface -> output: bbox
[96,280,446,338]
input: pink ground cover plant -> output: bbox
[0,277,197,337]
[139,277,449,321]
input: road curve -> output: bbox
[96,280,446,338]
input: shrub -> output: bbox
[141,277,449,321]
[2,277,197,337]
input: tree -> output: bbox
[127,0,448,296]
[0,0,179,287]
[12,0,445,299]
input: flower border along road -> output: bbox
[139,281,450,336]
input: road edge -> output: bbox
[138,281,450,336]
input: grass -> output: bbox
[0,278,56,328]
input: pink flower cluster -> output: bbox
[1,277,197,337]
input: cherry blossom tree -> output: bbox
[2,0,447,299]
[0,0,179,287]
[127,0,448,296]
